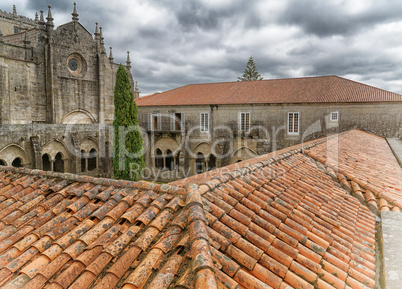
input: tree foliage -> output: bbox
[113,64,145,181]
[238,56,263,81]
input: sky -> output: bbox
[2,0,402,96]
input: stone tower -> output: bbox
[0,3,135,177]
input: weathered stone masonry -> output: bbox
[0,4,138,177]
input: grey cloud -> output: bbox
[26,0,71,13]
[280,0,402,37]
[2,0,402,95]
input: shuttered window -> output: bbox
[148,113,161,130]
[171,113,184,130]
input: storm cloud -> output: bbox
[3,0,402,95]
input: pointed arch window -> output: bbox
[12,158,22,168]
[42,154,51,171]
[88,149,97,171]
[54,153,64,173]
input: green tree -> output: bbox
[113,64,145,181]
[237,56,263,81]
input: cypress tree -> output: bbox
[238,56,263,81]
[113,64,145,181]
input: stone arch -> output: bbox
[80,138,99,173]
[62,109,96,124]
[42,140,70,172]
[0,144,30,167]
[0,159,6,166]
[80,138,98,153]
[193,142,212,157]
[154,137,180,155]
[42,140,69,160]
[12,157,23,168]
[232,147,258,163]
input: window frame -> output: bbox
[330,111,339,122]
[287,112,300,135]
[200,112,209,132]
[239,112,251,133]
[171,112,184,131]
[148,113,161,131]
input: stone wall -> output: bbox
[0,7,36,36]
[0,124,113,177]
[0,5,135,177]
[138,101,402,181]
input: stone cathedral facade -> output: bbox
[0,4,137,176]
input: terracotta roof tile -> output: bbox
[0,129,392,288]
[136,75,402,107]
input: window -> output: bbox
[14,27,18,34]
[42,154,51,171]
[196,153,206,174]
[54,153,64,173]
[171,113,183,130]
[165,150,173,171]
[155,149,164,169]
[330,111,339,122]
[239,112,250,132]
[12,158,22,168]
[208,154,217,171]
[80,150,86,172]
[88,149,97,171]
[148,113,161,131]
[200,113,209,132]
[288,112,299,135]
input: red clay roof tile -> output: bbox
[0,129,391,288]
[136,77,402,107]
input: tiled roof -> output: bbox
[304,129,402,213]
[0,129,391,288]
[135,75,402,106]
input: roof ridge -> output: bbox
[303,130,402,214]
[0,165,186,195]
[185,183,218,288]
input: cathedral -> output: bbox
[0,4,137,176]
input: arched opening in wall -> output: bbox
[81,150,86,172]
[54,153,64,173]
[0,160,5,166]
[12,157,22,168]
[165,150,173,171]
[42,154,51,171]
[88,149,97,171]
[175,151,180,170]
[236,159,243,163]
[208,154,217,171]
[195,153,205,174]
[155,149,164,169]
